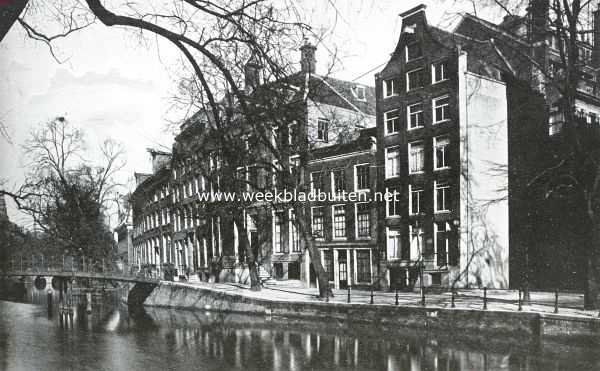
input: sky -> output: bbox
[0,0,497,228]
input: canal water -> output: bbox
[1,281,599,371]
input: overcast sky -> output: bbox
[0,0,498,227]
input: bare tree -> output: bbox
[0,117,126,260]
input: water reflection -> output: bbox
[0,282,599,371]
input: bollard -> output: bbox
[554,288,559,314]
[421,287,425,307]
[518,288,522,311]
[451,290,456,308]
[347,285,351,303]
[86,292,92,314]
[47,289,53,316]
[483,287,488,310]
[370,285,374,305]
[395,287,399,306]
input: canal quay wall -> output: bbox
[139,282,600,342]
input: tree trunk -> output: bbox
[0,0,28,43]
[232,210,260,291]
[583,221,600,309]
[293,204,332,298]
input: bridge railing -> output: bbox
[3,255,161,281]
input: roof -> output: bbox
[311,127,376,160]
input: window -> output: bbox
[409,142,424,173]
[409,185,423,215]
[407,102,424,129]
[356,203,370,238]
[353,85,366,100]
[356,250,371,282]
[323,250,334,281]
[333,205,346,238]
[387,187,401,217]
[289,155,300,181]
[410,224,424,260]
[317,118,329,142]
[406,42,422,61]
[332,169,345,195]
[274,212,284,253]
[355,164,370,191]
[435,222,449,267]
[434,136,450,169]
[433,95,450,123]
[432,60,449,83]
[387,229,403,260]
[435,182,451,212]
[248,165,259,191]
[383,77,400,98]
[311,171,324,193]
[311,207,324,239]
[407,69,424,91]
[385,147,400,178]
[288,122,297,145]
[384,109,400,135]
[289,210,300,253]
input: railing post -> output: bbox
[62,255,65,271]
[421,286,425,307]
[395,287,399,306]
[518,288,522,311]
[41,255,44,271]
[347,285,351,303]
[483,287,488,310]
[554,288,559,314]
[20,256,22,271]
[451,289,456,308]
[370,284,374,305]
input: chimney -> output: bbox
[593,8,600,67]
[300,40,316,74]
[244,54,262,94]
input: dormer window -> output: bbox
[352,85,366,101]
[406,42,422,61]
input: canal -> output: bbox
[1,281,599,370]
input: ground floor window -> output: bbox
[356,250,371,282]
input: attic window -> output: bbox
[352,85,366,101]
[406,42,422,61]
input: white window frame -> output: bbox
[332,204,346,240]
[331,168,345,196]
[405,42,422,62]
[387,228,402,260]
[317,118,329,142]
[383,78,399,98]
[385,147,400,179]
[409,224,424,261]
[288,122,297,145]
[434,136,450,170]
[386,187,401,218]
[354,202,371,239]
[433,95,450,123]
[408,141,424,174]
[406,68,424,91]
[310,171,323,194]
[311,206,325,240]
[272,210,284,254]
[353,85,367,101]
[407,102,424,130]
[434,221,451,267]
[354,163,370,192]
[432,60,449,84]
[288,209,300,253]
[384,109,400,135]
[434,181,451,213]
[409,184,423,215]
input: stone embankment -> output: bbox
[139,281,600,342]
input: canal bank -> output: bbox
[139,281,600,342]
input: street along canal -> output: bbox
[1,281,599,371]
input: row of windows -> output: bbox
[384,95,450,135]
[310,164,371,194]
[387,221,458,266]
[310,203,371,240]
[383,60,449,98]
[386,181,452,217]
[385,136,450,178]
